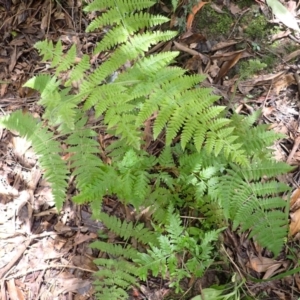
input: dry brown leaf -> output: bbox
[74,232,97,245]
[173,41,209,64]
[211,40,241,51]
[290,209,300,236]
[53,276,91,296]
[291,151,300,164]
[210,3,226,14]
[54,220,72,233]
[290,188,300,209]
[272,290,287,300]
[284,49,300,62]
[180,33,206,44]
[262,106,276,117]
[263,262,282,279]
[271,29,291,42]
[286,0,297,14]
[41,4,51,32]
[238,71,286,94]
[235,104,243,114]
[208,60,220,77]
[215,52,243,82]
[10,37,27,47]
[0,83,8,97]
[143,117,153,150]
[185,55,202,71]
[7,279,25,300]
[186,2,208,31]
[8,46,17,73]
[247,255,281,276]
[273,73,296,94]
[72,255,98,271]
[170,14,177,28]
[229,3,242,15]
[294,274,300,290]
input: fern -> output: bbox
[216,160,292,255]
[23,75,79,130]
[0,0,294,298]
[97,212,159,246]
[92,259,140,299]
[30,0,247,164]
[88,213,159,299]
[0,111,68,210]
[134,206,222,293]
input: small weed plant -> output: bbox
[0,0,293,298]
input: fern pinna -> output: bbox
[0,0,293,298]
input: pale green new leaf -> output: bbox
[266,0,300,31]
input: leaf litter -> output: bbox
[1,0,300,299]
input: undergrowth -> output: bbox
[0,0,293,298]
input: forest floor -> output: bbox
[1,0,300,299]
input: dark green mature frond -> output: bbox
[0,111,68,210]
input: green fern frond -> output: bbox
[24,76,79,129]
[0,111,68,210]
[90,31,176,85]
[56,44,77,74]
[230,112,285,157]
[237,160,293,180]
[11,0,294,297]
[65,54,90,86]
[65,117,103,186]
[158,146,175,167]
[93,13,169,52]
[83,83,128,112]
[24,74,60,96]
[134,207,222,292]
[35,40,77,75]
[84,0,155,27]
[205,128,247,165]
[217,160,292,255]
[98,212,159,246]
[93,259,139,300]
[90,241,139,260]
[34,40,56,61]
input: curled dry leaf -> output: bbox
[290,209,300,236]
[247,254,282,279]
[186,1,208,32]
[238,71,286,94]
[284,49,300,62]
[215,51,243,83]
[290,188,300,210]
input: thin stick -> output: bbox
[287,136,300,164]
[3,264,96,281]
